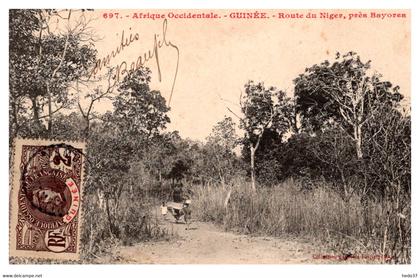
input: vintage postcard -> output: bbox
[8,9,410,265]
[10,139,85,261]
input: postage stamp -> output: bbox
[10,139,85,261]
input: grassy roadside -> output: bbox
[192,178,410,263]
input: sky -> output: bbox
[77,9,410,141]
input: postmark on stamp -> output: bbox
[10,139,85,261]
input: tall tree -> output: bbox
[86,68,171,238]
[294,51,403,159]
[9,10,41,139]
[9,9,97,138]
[111,67,170,142]
[239,81,290,190]
[205,116,239,185]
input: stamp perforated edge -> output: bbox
[9,137,86,262]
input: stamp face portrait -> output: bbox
[10,139,85,260]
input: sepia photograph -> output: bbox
[2,2,418,277]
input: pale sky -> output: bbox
[77,9,410,141]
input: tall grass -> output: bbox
[80,189,170,261]
[192,178,410,263]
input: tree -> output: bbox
[238,81,290,190]
[363,107,410,262]
[9,10,39,140]
[83,67,171,239]
[87,126,134,238]
[241,128,283,185]
[363,106,410,198]
[76,68,116,139]
[140,131,179,186]
[49,112,85,141]
[205,116,239,185]
[310,128,359,200]
[9,9,97,139]
[207,116,238,151]
[294,51,403,159]
[279,133,321,182]
[111,67,170,142]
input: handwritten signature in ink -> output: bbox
[89,19,179,106]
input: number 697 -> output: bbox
[103,12,119,19]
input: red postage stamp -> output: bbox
[10,139,85,260]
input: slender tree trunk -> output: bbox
[340,169,349,201]
[105,197,118,238]
[47,84,52,134]
[250,146,256,191]
[31,96,41,128]
[88,220,94,253]
[96,188,104,210]
[104,197,114,237]
[224,187,232,210]
[46,9,71,135]
[354,124,363,159]
[83,116,90,139]
[218,169,225,187]
[249,133,263,192]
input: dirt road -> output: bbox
[96,213,326,264]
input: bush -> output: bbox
[80,190,169,260]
